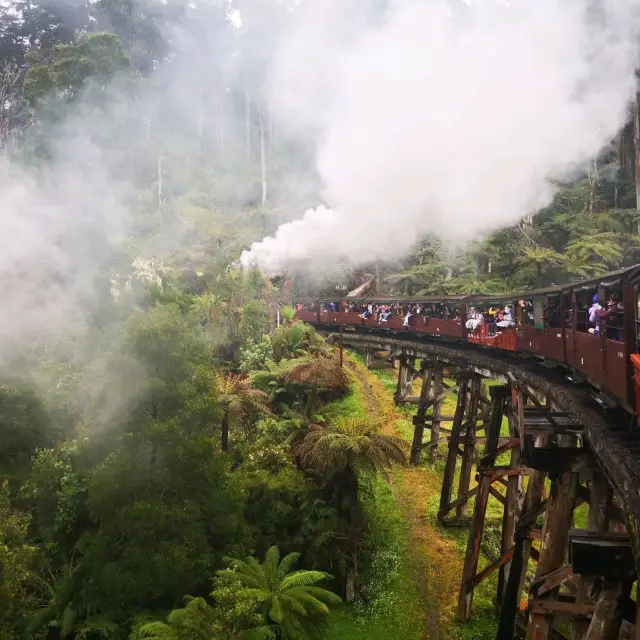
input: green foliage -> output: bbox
[131,597,219,640]
[292,423,408,481]
[225,545,341,640]
[0,481,36,639]
[25,32,138,106]
[250,356,348,417]
[0,385,53,473]
[279,306,297,325]
[271,324,328,362]
[215,373,270,450]
[241,301,270,344]
[239,336,274,374]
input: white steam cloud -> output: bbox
[242,0,640,275]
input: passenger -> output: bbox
[596,294,622,341]
[497,305,515,328]
[488,306,497,337]
[465,308,484,331]
[587,294,601,336]
[403,305,415,328]
[519,300,534,324]
[360,304,373,320]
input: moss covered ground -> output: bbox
[326,352,501,639]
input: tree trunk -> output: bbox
[157,154,163,228]
[221,412,229,452]
[343,472,361,603]
[245,85,251,159]
[219,97,225,160]
[345,567,356,603]
[259,110,267,206]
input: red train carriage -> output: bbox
[292,264,640,419]
[346,296,468,338]
[510,286,565,361]
[464,294,518,351]
[561,267,640,411]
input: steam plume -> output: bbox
[242,0,640,274]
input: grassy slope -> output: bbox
[324,364,425,640]
[328,352,501,639]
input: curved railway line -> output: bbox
[312,323,640,640]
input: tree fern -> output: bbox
[223,545,340,640]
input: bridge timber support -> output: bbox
[335,333,640,640]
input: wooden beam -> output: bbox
[410,365,433,465]
[531,565,575,597]
[572,472,614,640]
[458,386,509,621]
[529,600,595,617]
[584,581,630,640]
[429,364,444,461]
[457,376,482,519]
[439,377,469,521]
[498,388,525,608]
[471,547,515,590]
[526,469,579,639]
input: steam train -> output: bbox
[294,264,640,417]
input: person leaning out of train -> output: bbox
[403,304,420,328]
[595,293,622,341]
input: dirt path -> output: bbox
[345,356,464,640]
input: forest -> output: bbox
[1,0,640,638]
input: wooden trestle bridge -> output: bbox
[326,330,640,640]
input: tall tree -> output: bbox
[292,422,407,601]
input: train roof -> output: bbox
[351,294,468,303]
[560,264,640,291]
[291,264,640,303]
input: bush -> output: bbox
[238,335,274,373]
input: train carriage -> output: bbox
[292,264,640,419]
[464,294,518,351]
[509,286,564,361]
[350,295,468,337]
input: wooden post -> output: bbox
[339,321,343,368]
[584,581,629,640]
[365,346,373,369]
[394,355,406,405]
[525,469,579,639]
[410,363,433,465]
[498,389,525,606]
[498,452,547,638]
[571,472,613,640]
[457,375,481,520]
[439,376,470,521]
[429,363,444,461]
[458,385,510,621]
[404,355,416,397]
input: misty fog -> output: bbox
[243,0,640,274]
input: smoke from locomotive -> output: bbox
[243,0,640,276]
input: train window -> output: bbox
[518,299,534,325]
[575,289,598,333]
[533,298,544,329]
[544,296,562,329]
[601,287,623,342]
